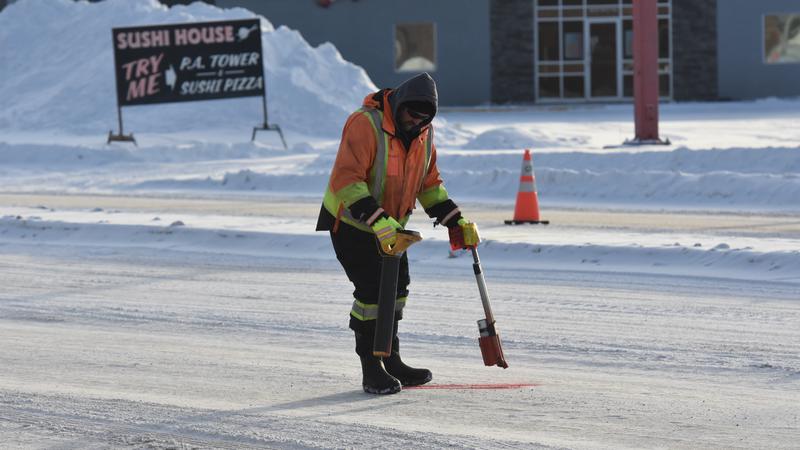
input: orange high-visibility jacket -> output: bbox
[319,89,451,233]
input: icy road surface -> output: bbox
[1,238,798,448]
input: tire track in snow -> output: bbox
[0,392,556,449]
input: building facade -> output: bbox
[217,0,493,105]
[216,0,799,105]
[718,0,800,100]
[4,0,799,105]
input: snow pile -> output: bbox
[2,214,798,283]
[437,147,800,210]
[3,140,799,212]
[445,98,800,153]
[0,0,375,136]
[100,146,798,212]
[129,168,328,194]
[0,140,290,167]
[462,126,589,150]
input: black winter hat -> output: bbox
[389,72,438,121]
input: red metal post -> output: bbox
[632,0,661,142]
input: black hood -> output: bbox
[388,72,438,142]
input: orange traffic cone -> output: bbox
[504,149,549,225]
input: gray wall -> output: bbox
[673,0,718,101]
[717,0,800,100]
[217,0,491,106]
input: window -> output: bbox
[564,76,585,97]
[658,18,670,59]
[622,19,668,59]
[623,19,633,58]
[395,23,436,72]
[621,15,670,99]
[538,22,560,61]
[764,14,800,64]
[539,77,560,98]
[659,74,670,97]
[624,75,633,97]
[563,21,584,60]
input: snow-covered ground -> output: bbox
[2,245,798,448]
[1,0,799,448]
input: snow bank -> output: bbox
[128,168,328,194]
[2,215,798,284]
[462,126,590,150]
[2,137,799,212]
[437,147,800,211]
[108,146,800,212]
[0,140,289,167]
[0,0,375,136]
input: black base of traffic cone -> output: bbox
[504,219,549,225]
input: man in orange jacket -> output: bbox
[316,73,480,394]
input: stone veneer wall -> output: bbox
[490,0,536,103]
[671,0,718,100]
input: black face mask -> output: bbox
[395,113,430,150]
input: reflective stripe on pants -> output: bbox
[350,297,407,321]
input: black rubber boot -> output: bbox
[384,335,432,387]
[354,332,401,395]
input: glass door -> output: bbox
[587,20,621,98]
[533,0,672,102]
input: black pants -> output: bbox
[329,223,409,334]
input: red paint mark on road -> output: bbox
[405,383,537,390]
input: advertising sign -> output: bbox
[112,18,264,106]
